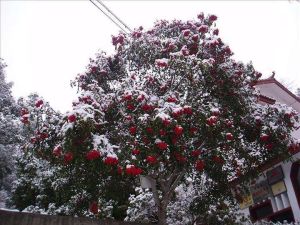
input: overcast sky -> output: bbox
[1,1,300,113]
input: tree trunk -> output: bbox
[157,204,167,225]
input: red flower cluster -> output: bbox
[126,165,143,176]
[104,156,118,165]
[86,150,101,160]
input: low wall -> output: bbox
[0,209,150,225]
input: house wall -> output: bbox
[237,80,300,222]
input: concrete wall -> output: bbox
[0,210,151,225]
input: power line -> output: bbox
[95,0,132,33]
[89,0,131,34]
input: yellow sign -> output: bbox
[271,181,286,196]
[239,194,254,210]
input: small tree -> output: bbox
[18,14,299,224]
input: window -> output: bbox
[249,200,273,222]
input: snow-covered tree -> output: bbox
[14,14,299,224]
[0,59,22,207]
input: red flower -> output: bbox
[21,108,29,116]
[40,132,48,140]
[89,201,99,214]
[127,104,135,111]
[146,127,154,134]
[141,104,153,112]
[104,156,118,165]
[226,133,234,141]
[198,25,208,33]
[53,146,62,157]
[132,149,141,155]
[182,29,190,37]
[183,106,192,115]
[189,127,197,134]
[162,119,171,127]
[174,125,183,136]
[174,152,187,163]
[68,114,76,123]
[192,34,199,42]
[86,150,101,160]
[156,59,168,68]
[212,155,224,164]
[213,29,219,35]
[159,129,167,136]
[35,99,43,108]
[21,116,29,124]
[265,143,273,150]
[64,152,73,163]
[30,137,37,144]
[206,116,217,126]
[137,94,145,102]
[126,165,143,176]
[146,155,157,164]
[129,126,137,135]
[156,141,168,150]
[191,150,201,157]
[209,14,218,22]
[195,160,205,171]
[123,94,132,101]
[117,165,123,175]
[197,13,204,20]
[260,134,269,142]
[167,97,177,103]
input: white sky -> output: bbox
[1,1,300,113]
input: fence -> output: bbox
[0,209,150,225]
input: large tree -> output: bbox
[16,14,299,224]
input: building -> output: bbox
[234,77,300,223]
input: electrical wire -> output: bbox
[89,0,129,34]
[95,0,132,33]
